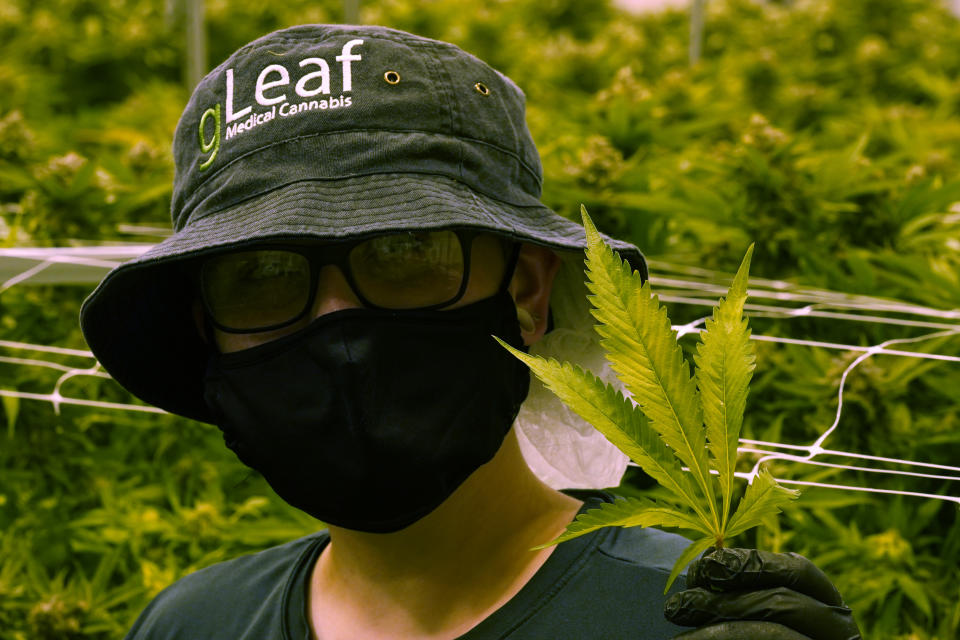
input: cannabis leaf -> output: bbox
[498,207,799,592]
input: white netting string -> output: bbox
[647,259,960,505]
[1,247,958,502]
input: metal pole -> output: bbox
[185,0,206,89]
[689,0,706,66]
[344,0,360,24]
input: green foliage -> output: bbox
[3,0,960,636]
[502,209,798,591]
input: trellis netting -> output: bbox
[1,244,959,502]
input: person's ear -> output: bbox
[508,243,561,346]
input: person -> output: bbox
[80,24,861,640]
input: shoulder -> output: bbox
[558,517,691,601]
[569,489,693,578]
[481,491,692,639]
[125,532,327,640]
[597,522,694,575]
[546,492,692,636]
[532,524,690,639]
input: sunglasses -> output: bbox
[200,229,517,333]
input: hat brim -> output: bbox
[80,173,646,422]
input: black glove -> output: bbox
[664,548,861,640]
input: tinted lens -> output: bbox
[201,250,311,330]
[348,231,465,309]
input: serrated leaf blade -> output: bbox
[694,244,756,529]
[581,207,718,530]
[496,341,710,523]
[726,467,800,541]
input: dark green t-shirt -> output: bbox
[125,492,690,639]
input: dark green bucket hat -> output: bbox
[80,24,646,422]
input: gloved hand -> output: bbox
[664,548,861,640]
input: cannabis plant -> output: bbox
[500,208,799,591]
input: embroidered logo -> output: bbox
[197,39,364,171]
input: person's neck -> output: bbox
[308,430,583,640]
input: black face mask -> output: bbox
[202,290,530,533]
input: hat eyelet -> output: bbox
[474,82,490,96]
[384,70,401,85]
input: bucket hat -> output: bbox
[80,24,647,425]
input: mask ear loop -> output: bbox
[498,241,522,293]
[203,313,223,355]
[501,241,534,335]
